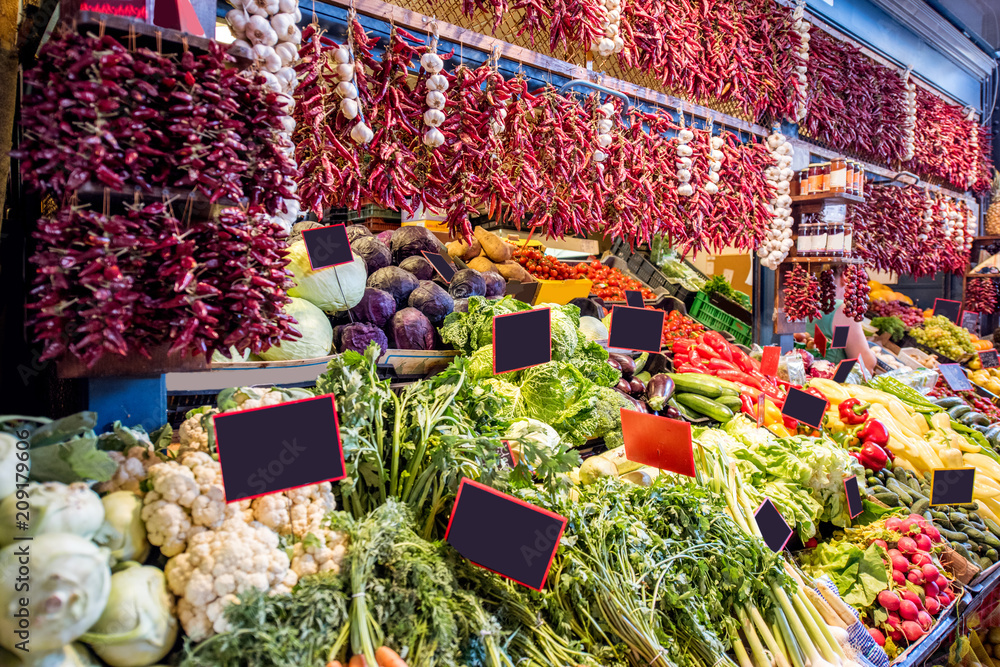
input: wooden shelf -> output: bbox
[58,344,208,379]
[72,11,253,67]
[972,236,1000,243]
[790,192,865,205]
[965,272,1000,278]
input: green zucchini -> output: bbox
[912,498,930,515]
[984,425,1000,446]
[933,397,966,409]
[674,393,735,423]
[885,478,914,505]
[715,395,743,411]
[667,374,722,399]
[873,492,900,506]
[948,404,973,420]
[960,411,991,427]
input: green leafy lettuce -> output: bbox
[439,296,530,354]
[517,362,597,446]
[800,541,890,608]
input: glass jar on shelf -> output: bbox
[825,221,845,256]
[798,169,810,196]
[830,158,847,193]
[843,221,854,256]
[813,221,828,256]
[808,163,822,194]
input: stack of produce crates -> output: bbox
[688,292,752,346]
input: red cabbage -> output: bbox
[367,266,420,307]
[345,225,372,243]
[481,271,506,297]
[448,269,487,298]
[408,280,454,323]
[350,288,397,327]
[389,307,435,350]
[339,322,388,355]
[352,236,391,275]
[399,255,436,280]
[389,226,443,264]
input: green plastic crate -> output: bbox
[689,292,752,347]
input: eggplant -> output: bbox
[616,378,632,394]
[609,352,635,377]
[629,378,645,395]
[664,406,681,419]
[616,389,648,413]
[645,374,675,412]
[608,358,622,372]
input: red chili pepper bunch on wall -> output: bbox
[848,184,968,277]
[966,278,999,315]
[802,28,908,164]
[620,0,797,122]
[15,28,300,218]
[908,88,993,194]
[28,204,296,367]
[783,263,821,321]
[292,20,776,250]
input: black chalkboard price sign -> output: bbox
[932,298,962,324]
[980,349,999,369]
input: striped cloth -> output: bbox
[814,575,891,667]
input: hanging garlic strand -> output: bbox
[758,127,795,269]
[675,112,695,197]
[420,26,447,149]
[704,124,723,195]
[590,0,624,57]
[332,24,372,145]
[791,0,810,122]
[902,68,916,161]
[593,100,615,164]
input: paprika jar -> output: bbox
[798,169,810,196]
[813,221,828,255]
[795,218,811,256]
[825,222,845,256]
[808,164,822,193]
[843,221,854,256]
[857,165,865,197]
[845,161,855,195]
[820,162,831,192]
[829,158,847,193]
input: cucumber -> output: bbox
[675,393,735,423]
[667,374,722,399]
[985,425,1000,445]
[933,397,966,409]
[961,411,991,427]
[715,395,743,411]
[886,478,914,505]
[912,498,930,515]
[948,404,973,420]
[874,492,900,506]
[941,527,970,542]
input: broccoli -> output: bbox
[582,386,638,440]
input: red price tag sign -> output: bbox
[620,409,695,477]
[814,325,827,358]
[760,346,780,377]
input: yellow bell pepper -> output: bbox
[766,423,794,438]
[964,453,1000,482]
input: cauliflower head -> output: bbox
[95,445,164,495]
[290,528,348,577]
[250,482,337,538]
[164,517,298,641]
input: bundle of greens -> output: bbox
[511,476,789,667]
[315,343,579,537]
[703,276,751,310]
[870,316,907,343]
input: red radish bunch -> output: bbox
[869,514,954,647]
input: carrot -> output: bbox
[473,226,513,263]
[326,662,343,667]
[348,655,367,667]
[375,646,408,667]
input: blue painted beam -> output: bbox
[87,376,167,433]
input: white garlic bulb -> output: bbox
[425,90,446,110]
[340,98,359,120]
[333,47,351,64]
[351,122,374,144]
[597,133,613,148]
[420,53,444,73]
[423,108,446,127]
[423,128,445,148]
[426,74,450,92]
[336,63,355,82]
[336,81,359,100]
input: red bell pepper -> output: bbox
[838,398,869,425]
[859,442,889,471]
[803,386,827,402]
[783,415,799,430]
[857,419,889,447]
[675,364,709,374]
[672,339,695,353]
[713,369,763,390]
[739,393,758,419]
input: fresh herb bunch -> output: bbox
[703,275,751,309]
[870,316,907,343]
[512,477,788,667]
[315,343,578,538]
